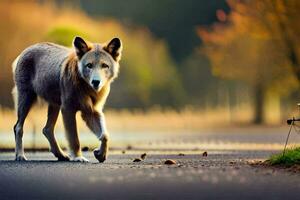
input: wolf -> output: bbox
[12,36,122,162]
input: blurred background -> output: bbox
[1,0,300,151]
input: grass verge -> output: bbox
[268,147,300,166]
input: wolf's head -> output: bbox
[73,36,122,92]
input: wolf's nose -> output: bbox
[92,80,100,88]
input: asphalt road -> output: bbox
[0,151,299,200]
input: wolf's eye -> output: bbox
[102,63,109,69]
[86,63,93,69]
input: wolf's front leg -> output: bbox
[93,135,108,163]
[82,111,109,163]
[61,107,89,162]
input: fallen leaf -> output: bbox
[141,153,147,160]
[133,158,142,162]
[164,159,176,165]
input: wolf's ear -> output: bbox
[104,38,122,62]
[73,36,90,58]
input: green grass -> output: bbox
[268,147,300,165]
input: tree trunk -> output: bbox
[253,83,264,124]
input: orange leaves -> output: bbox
[216,9,227,22]
[197,0,297,94]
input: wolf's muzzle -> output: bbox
[92,80,101,89]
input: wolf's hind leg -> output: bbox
[43,104,70,161]
[14,90,37,161]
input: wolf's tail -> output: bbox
[11,56,20,113]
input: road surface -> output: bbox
[0,150,299,200]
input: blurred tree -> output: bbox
[180,52,217,105]
[263,0,300,81]
[72,0,229,62]
[68,0,230,108]
[198,0,299,124]
[0,1,184,109]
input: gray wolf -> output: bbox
[12,36,122,162]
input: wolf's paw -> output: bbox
[15,155,27,161]
[57,153,70,161]
[71,156,89,163]
[93,148,107,163]
[51,149,70,161]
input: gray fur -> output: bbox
[12,37,122,162]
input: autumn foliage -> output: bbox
[198,0,300,123]
[0,1,184,108]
